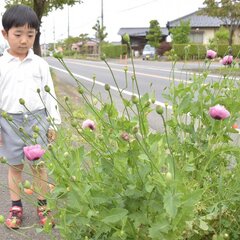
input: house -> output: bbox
[118,27,169,53]
[167,11,240,44]
[71,39,99,54]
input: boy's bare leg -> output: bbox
[8,164,24,200]
[30,164,48,200]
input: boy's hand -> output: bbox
[47,129,57,143]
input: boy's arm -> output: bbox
[47,128,57,142]
[41,61,61,129]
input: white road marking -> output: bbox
[50,65,172,110]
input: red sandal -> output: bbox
[5,206,23,229]
[37,205,55,227]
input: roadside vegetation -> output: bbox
[47,37,240,239]
[2,35,240,239]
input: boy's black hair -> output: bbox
[2,5,39,32]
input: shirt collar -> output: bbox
[3,48,34,62]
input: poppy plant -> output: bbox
[206,50,217,59]
[82,119,96,130]
[221,55,233,65]
[23,144,45,161]
[209,104,230,120]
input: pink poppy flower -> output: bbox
[82,119,96,130]
[121,132,130,141]
[209,104,230,120]
[23,144,45,161]
[206,50,217,59]
[221,55,233,65]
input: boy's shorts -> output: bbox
[0,109,50,166]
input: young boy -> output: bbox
[0,5,61,229]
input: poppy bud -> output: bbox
[123,33,130,44]
[0,157,7,164]
[19,98,25,105]
[104,84,110,91]
[131,95,139,104]
[156,105,163,115]
[44,85,51,93]
[78,87,84,94]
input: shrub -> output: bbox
[102,44,128,58]
[157,41,172,56]
[172,44,206,60]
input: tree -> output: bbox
[78,33,90,54]
[63,36,80,50]
[209,26,229,47]
[170,20,191,44]
[146,20,162,49]
[4,0,82,56]
[92,19,107,55]
[201,0,240,46]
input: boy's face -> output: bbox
[2,24,36,60]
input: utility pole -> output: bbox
[67,6,70,38]
[53,19,56,51]
[101,0,103,29]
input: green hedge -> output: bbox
[172,44,240,59]
[172,44,206,60]
[102,44,128,58]
[215,45,240,57]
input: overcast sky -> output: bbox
[0,0,204,45]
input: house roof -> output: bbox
[73,39,98,47]
[167,11,224,28]
[118,27,169,37]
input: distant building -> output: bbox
[118,27,169,53]
[167,11,240,44]
[72,39,98,54]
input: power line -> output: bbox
[119,0,159,13]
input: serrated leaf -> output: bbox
[145,183,155,193]
[149,220,170,238]
[163,190,180,219]
[102,208,128,224]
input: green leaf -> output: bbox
[163,190,180,219]
[199,219,209,231]
[102,208,128,224]
[145,182,155,193]
[149,219,170,238]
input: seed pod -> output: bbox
[1,111,8,119]
[44,85,51,93]
[19,98,25,105]
[104,84,110,91]
[78,87,84,94]
[24,180,31,189]
[132,126,138,134]
[123,33,130,43]
[131,95,139,104]
[156,105,164,115]
[32,125,40,133]
[0,157,7,164]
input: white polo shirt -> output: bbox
[0,49,61,125]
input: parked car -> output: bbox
[142,44,155,60]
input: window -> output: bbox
[189,31,203,43]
